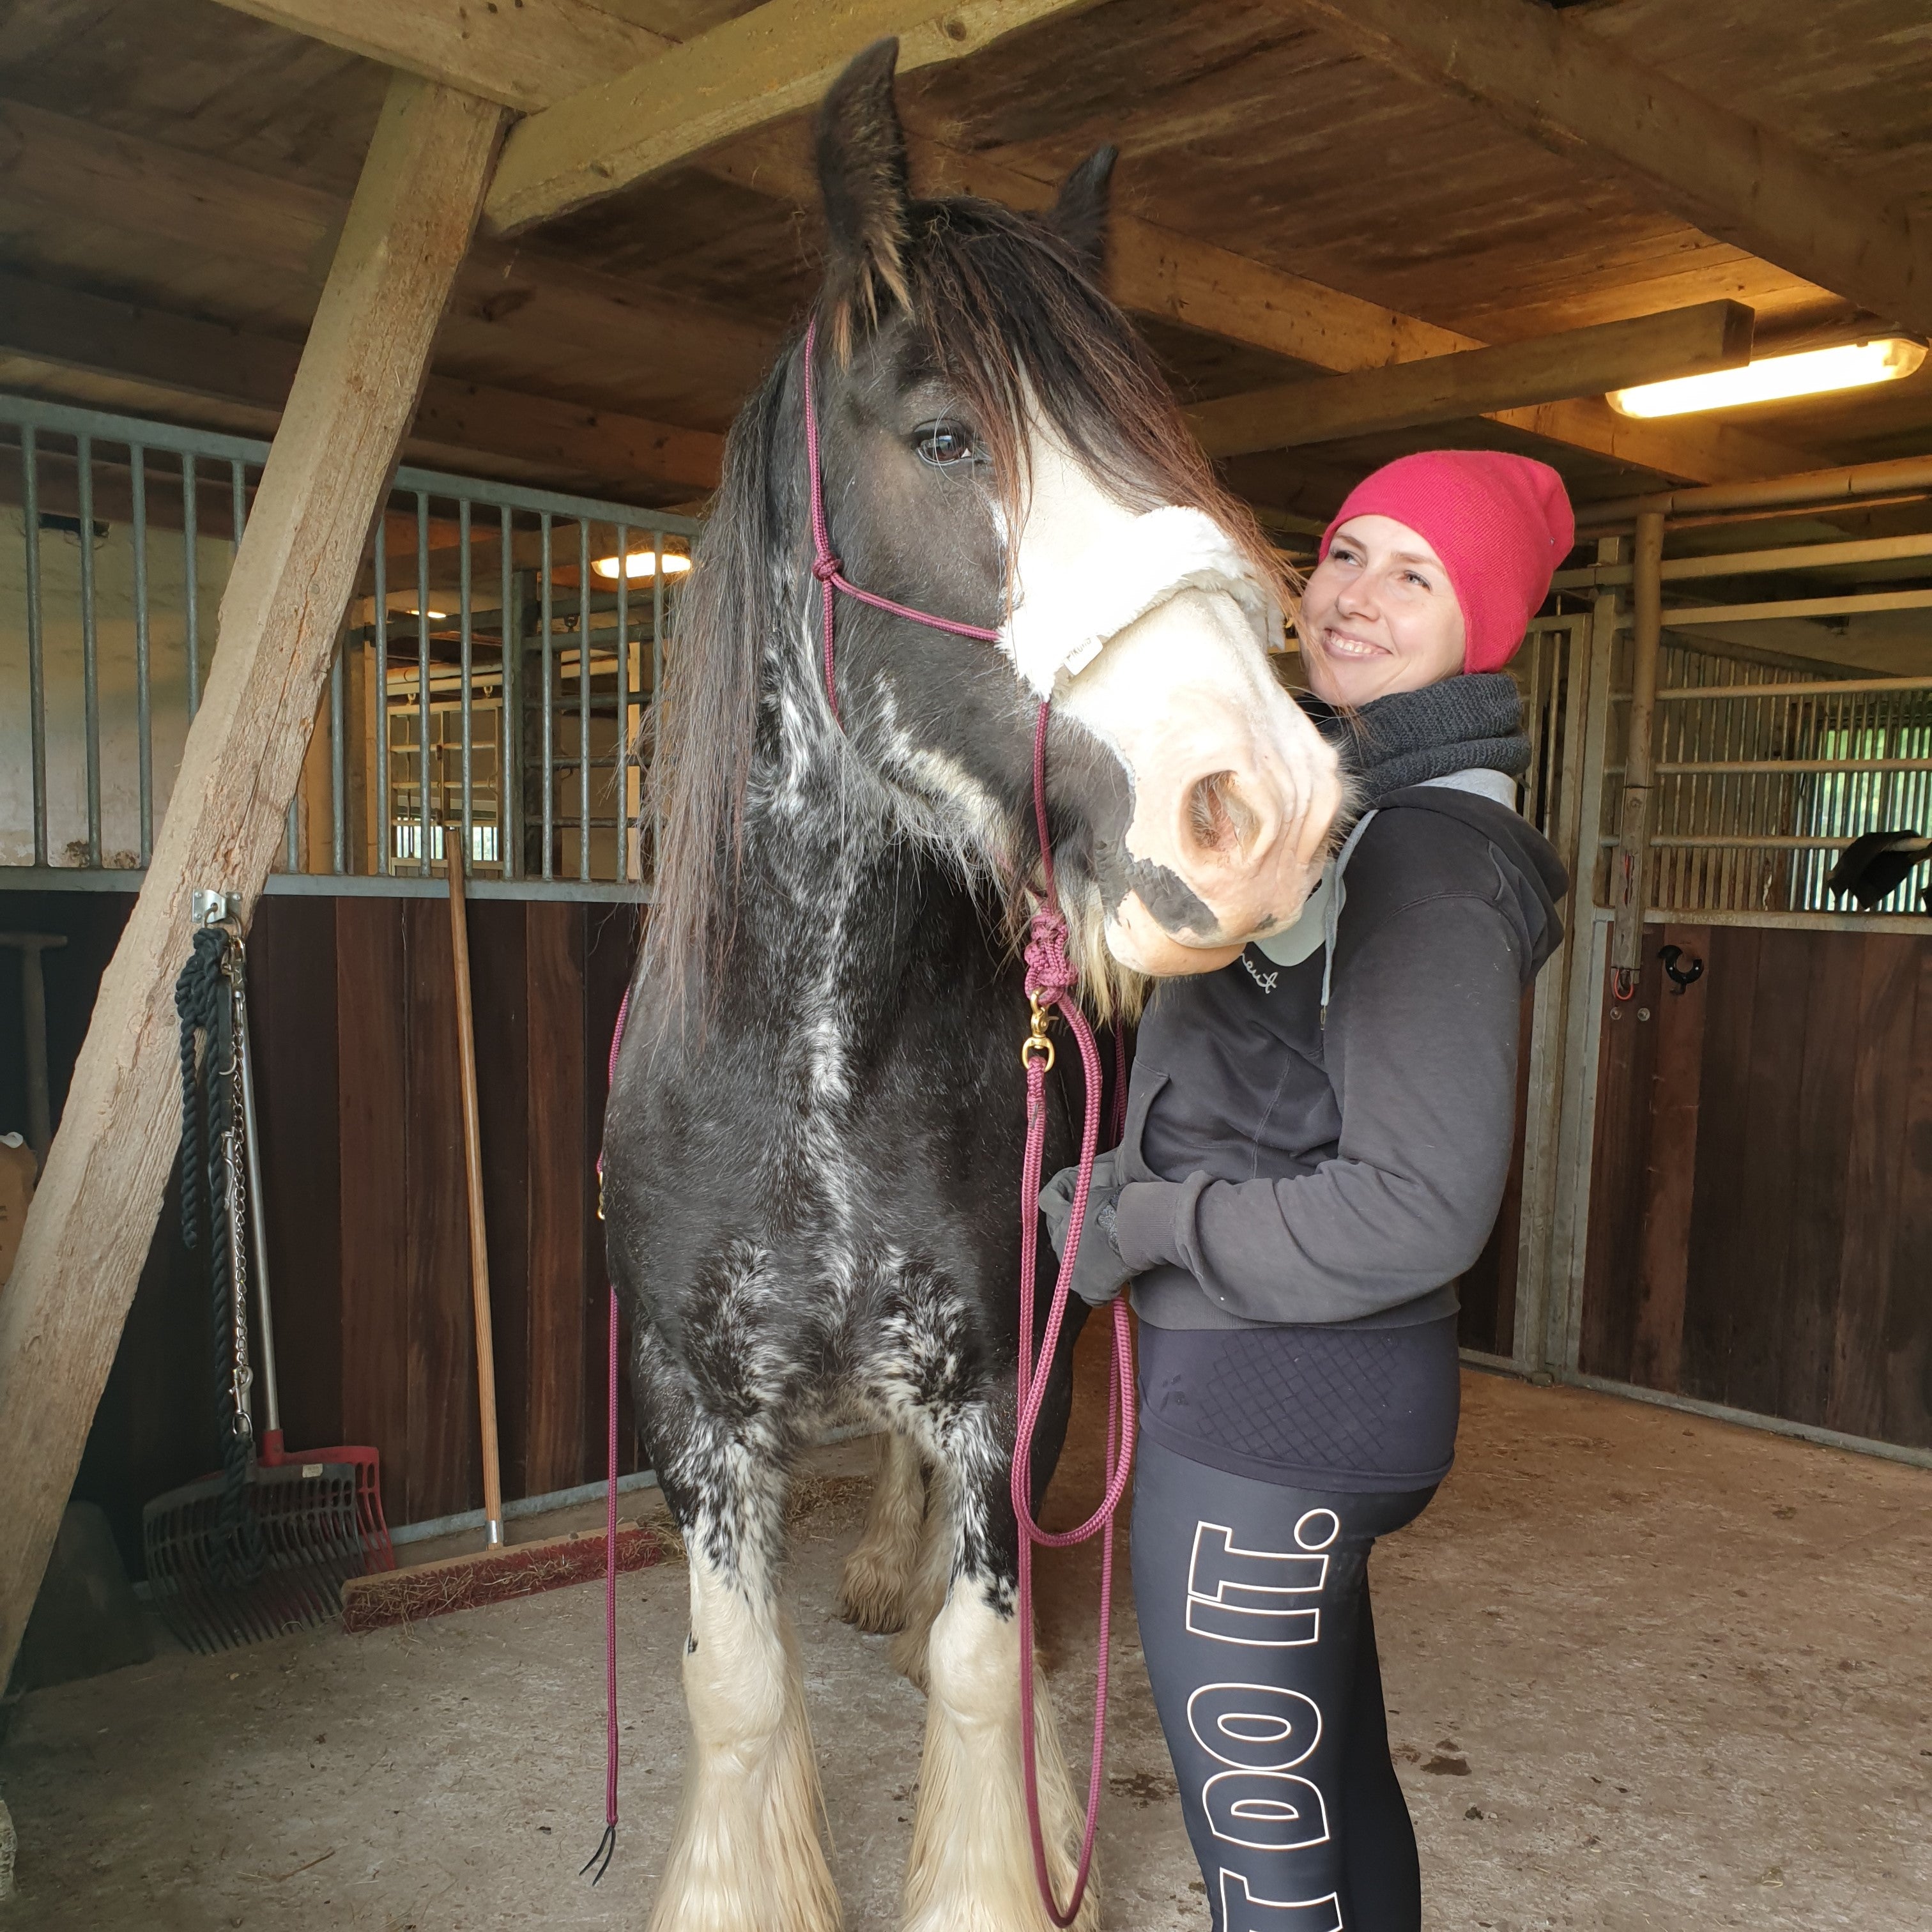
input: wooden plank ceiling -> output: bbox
[3,0,1931,519]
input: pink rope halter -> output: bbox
[801,316,1002,722]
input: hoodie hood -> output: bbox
[1375,781,1568,981]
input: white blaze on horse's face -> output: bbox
[1001,432,1345,976]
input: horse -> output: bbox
[601,42,1345,1932]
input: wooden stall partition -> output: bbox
[47,887,641,1558]
[1579,920,1932,1451]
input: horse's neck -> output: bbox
[733,726,967,1024]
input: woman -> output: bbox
[1042,450,1575,1930]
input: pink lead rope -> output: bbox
[802,319,1133,1926]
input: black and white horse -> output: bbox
[601,44,1344,1932]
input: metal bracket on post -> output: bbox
[1610,509,1666,981]
[191,889,240,929]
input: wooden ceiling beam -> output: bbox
[214,0,671,113]
[1269,0,1932,336]
[0,97,778,417]
[194,0,1804,484]
[0,272,724,495]
[480,0,1107,234]
[1191,301,1756,456]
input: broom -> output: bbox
[339,842,664,1634]
[144,914,395,1654]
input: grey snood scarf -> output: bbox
[1305,671,1531,805]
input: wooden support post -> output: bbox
[1611,510,1668,977]
[0,73,504,1686]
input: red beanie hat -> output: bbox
[1317,451,1575,673]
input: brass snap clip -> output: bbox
[1020,990,1056,1072]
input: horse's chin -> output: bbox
[1103,894,1245,978]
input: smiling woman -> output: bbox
[1041,447,1578,1932]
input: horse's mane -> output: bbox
[643,190,1292,1025]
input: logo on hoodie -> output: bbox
[1241,951,1278,996]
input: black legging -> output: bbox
[1131,1435,1438,1931]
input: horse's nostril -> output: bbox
[1186,771,1257,857]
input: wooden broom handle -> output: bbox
[448,841,505,1547]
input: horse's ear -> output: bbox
[816,38,912,345]
[1048,146,1117,279]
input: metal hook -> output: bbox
[1658,944,1705,995]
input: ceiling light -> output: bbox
[592,549,693,580]
[404,607,448,620]
[1609,337,1926,418]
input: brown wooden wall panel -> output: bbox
[526,903,588,1497]
[1583,922,1932,1451]
[402,896,477,1524]
[467,900,533,1499]
[40,887,639,1567]
[247,895,342,1454]
[1887,947,1932,1445]
[586,904,645,1480]
[335,899,413,1528]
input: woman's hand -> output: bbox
[1038,1151,1133,1305]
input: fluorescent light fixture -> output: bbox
[1609,337,1926,418]
[405,607,448,620]
[592,549,694,580]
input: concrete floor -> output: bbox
[2,1340,1928,1931]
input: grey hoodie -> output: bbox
[1112,779,1568,1332]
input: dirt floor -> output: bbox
[2,1340,1929,1931]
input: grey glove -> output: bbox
[1038,1150,1132,1306]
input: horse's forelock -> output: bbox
[903,197,1293,615]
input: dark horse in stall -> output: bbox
[601,43,1343,1932]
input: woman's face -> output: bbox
[1297,514,1467,706]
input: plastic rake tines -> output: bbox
[141,1460,387,1653]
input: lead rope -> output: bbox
[1009,705,1136,1928]
[584,986,633,1887]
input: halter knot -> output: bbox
[811,553,843,584]
[1023,905,1077,1002]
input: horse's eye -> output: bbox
[914,421,976,468]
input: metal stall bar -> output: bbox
[77,435,101,867]
[578,518,592,882]
[501,512,519,882]
[614,523,630,884]
[21,428,48,867]
[181,452,200,717]
[330,636,347,875]
[374,525,390,876]
[459,498,474,873]
[652,528,666,885]
[1609,509,1664,976]
[417,493,432,876]
[131,444,153,865]
[540,513,555,880]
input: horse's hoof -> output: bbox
[838,1572,910,1634]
